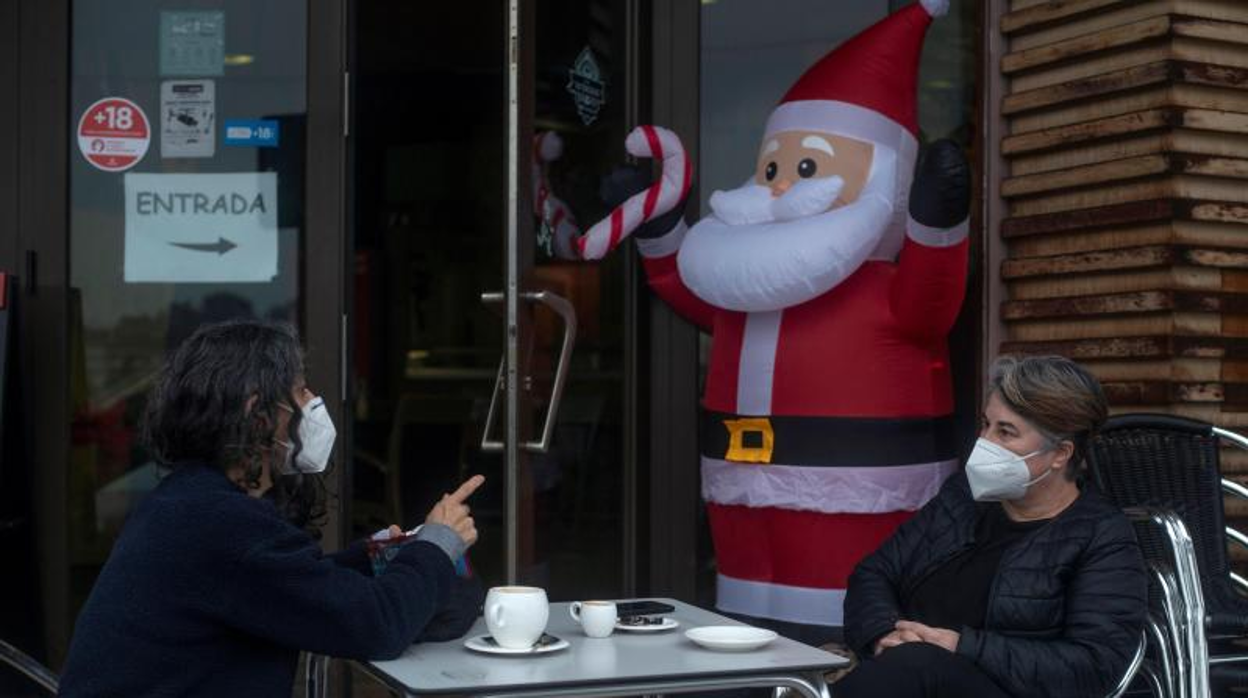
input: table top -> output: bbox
[366,598,849,695]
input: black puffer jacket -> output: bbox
[844,473,1147,698]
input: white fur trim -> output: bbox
[921,0,949,18]
[702,456,958,514]
[717,576,845,627]
[907,216,969,248]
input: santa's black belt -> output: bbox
[700,411,958,468]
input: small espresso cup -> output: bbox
[485,586,549,649]
[569,600,617,638]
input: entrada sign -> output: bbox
[124,172,279,283]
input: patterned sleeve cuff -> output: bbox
[906,216,968,248]
[635,219,688,259]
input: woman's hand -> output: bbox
[873,627,924,655]
[425,475,485,547]
[894,620,960,652]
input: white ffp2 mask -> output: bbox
[965,437,1052,501]
[278,396,336,474]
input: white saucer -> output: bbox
[685,626,777,652]
[615,617,680,632]
[463,633,570,655]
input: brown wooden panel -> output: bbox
[1002,199,1179,238]
[1007,267,1220,301]
[1009,176,1248,217]
[1001,15,1169,74]
[1003,290,1248,319]
[1002,154,1168,197]
[1003,246,1174,278]
[1003,61,1171,115]
[1102,380,1224,405]
[1173,16,1248,46]
[1002,109,1171,156]
[1002,0,1133,35]
[1011,84,1248,133]
[1011,221,1248,258]
[1004,246,1248,278]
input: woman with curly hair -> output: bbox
[60,319,484,697]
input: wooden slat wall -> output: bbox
[997,0,1248,567]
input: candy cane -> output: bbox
[533,132,582,261]
[577,125,691,261]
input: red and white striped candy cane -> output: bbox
[577,125,691,261]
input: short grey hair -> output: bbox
[989,355,1108,481]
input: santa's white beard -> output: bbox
[678,148,897,313]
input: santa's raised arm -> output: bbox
[581,0,969,641]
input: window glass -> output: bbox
[68,0,307,632]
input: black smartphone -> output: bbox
[483,633,560,649]
[616,600,676,618]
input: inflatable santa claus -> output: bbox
[581,0,970,640]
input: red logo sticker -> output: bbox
[77,97,151,172]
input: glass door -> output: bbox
[348,0,635,600]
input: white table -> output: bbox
[346,598,847,697]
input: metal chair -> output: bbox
[0,638,58,695]
[1086,414,1248,698]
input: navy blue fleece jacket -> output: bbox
[59,463,467,697]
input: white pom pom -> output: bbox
[537,132,564,162]
[920,0,949,17]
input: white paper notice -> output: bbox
[124,172,278,283]
[160,80,215,158]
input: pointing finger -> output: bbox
[447,475,486,505]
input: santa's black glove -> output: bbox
[908,139,970,229]
[599,164,688,240]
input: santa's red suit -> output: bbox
[579,0,966,629]
[639,217,966,626]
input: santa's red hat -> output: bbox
[763,0,947,152]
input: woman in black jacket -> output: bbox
[60,320,484,697]
[839,355,1147,698]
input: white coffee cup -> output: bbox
[569,600,617,638]
[485,586,549,649]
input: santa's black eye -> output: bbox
[798,158,818,178]
[764,162,778,181]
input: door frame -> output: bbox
[307,0,349,555]
[644,0,703,603]
[17,0,72,665]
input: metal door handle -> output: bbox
[479,290,577,453]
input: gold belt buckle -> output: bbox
[723,417,774,464]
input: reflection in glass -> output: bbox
[350,0,629,608]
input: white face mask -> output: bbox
[965,437,1053,502]
[278,396,336,474]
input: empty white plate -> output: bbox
[685,626,778,652]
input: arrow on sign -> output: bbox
[170,237,237,255]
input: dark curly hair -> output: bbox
[141,319,327,531]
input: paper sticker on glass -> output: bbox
[160,11,225,77]
[566,46,607,126]
[161,80,215,158]
[123,172,278,283]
